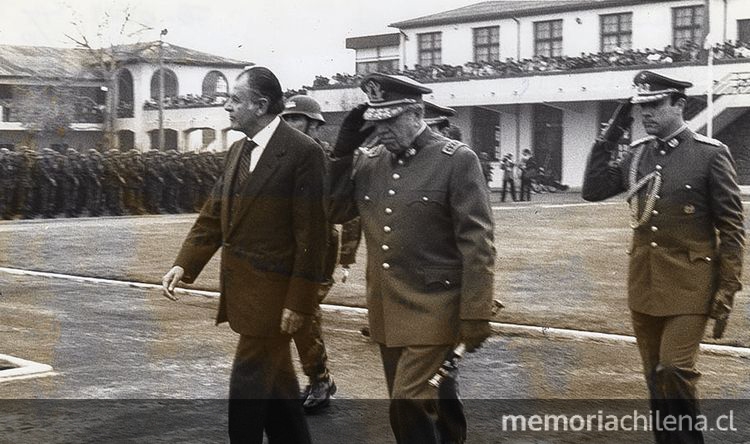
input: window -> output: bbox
[356,59,399,75]
[673,5,704,49]
[600,13,632,52]
[534,20,563,57]
[739,19,750,43]
[150,68,179,100]
[202,71,229,98]
[418,32,442,66]
[1,106,10,122]
[474,26,500,63]
[0,84,12,100]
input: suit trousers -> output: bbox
[380,344,466,444]
[228,334,311,444]
[631,311,707,444]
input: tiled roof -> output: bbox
[0,43,251,81]
[0,45,102,80]
[110,42,250,67]
[391,0,681,29]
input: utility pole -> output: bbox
[704,0,713,137]
[158,28,168,150]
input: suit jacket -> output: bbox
[174,120,328,337]
[582,127,745,316]
[328,128,496,347]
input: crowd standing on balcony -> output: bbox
[0,146,224,220]
[143,94,227,110]
[312,40,750,88]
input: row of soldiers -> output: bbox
[0,146,224,220]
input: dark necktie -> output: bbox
[234,139,257,191]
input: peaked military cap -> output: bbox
[361,72,432,121]
[423,101,456,127]
[631,70,693,104]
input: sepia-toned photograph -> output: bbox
[1,0,750,442]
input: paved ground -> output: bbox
[2,191,750,442]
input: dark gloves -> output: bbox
[599,101,633,144]
[333,104,375,157]
[710,289,734,339]
[459,320,491,353]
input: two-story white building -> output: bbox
[309,0,750,188]
[0,43,250,152]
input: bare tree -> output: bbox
[63,2,157,148]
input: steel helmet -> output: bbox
[280,95,325,124]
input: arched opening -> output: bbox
[117,130,135,150]
[116,69,134,118]
[150,68,179,100]
[202,70,229,99]
[148,128,178,151]
[184,127,218,151]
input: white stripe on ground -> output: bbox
[492,201,622,210]
[493,200,750,211]
[2,266,750,359]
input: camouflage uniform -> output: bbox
[102,150,125,216]
[143,151,165,214]
[0,148,13,219]
[33,149,58,218]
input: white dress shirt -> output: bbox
[246,115,281,173]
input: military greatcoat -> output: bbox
[329,127,496,347]
[582,127,745,316]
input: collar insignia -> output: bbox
[667,138,679,148]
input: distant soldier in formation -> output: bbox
[0,145,223,219]
[0,148,13,219]
[102,149,126,216]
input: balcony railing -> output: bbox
[143,94,228,110]
[309,41,750,90]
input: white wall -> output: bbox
[114,62,244,151]
[724,0,750,42]
[400,0,707,67]
[561,102,599,186]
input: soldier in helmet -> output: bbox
[13,146,36,219]
[83,149,104,216]
[143,150,165,213]
[583,70,745,444]
[279,94,340,412]
[34,148,58,218]
[122,150,147,215]
[59,148,82,217]
[102,149,126,216]
[0,148,12,219]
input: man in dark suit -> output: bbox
[582,70,745,444]
[161,66,327,444]
[328,73,496,444]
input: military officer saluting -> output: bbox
[583,70,745,444]
[328,73,496,444]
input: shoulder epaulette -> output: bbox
[693,133,722,147]
[629,135,656,148]
[441,140,466,156]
